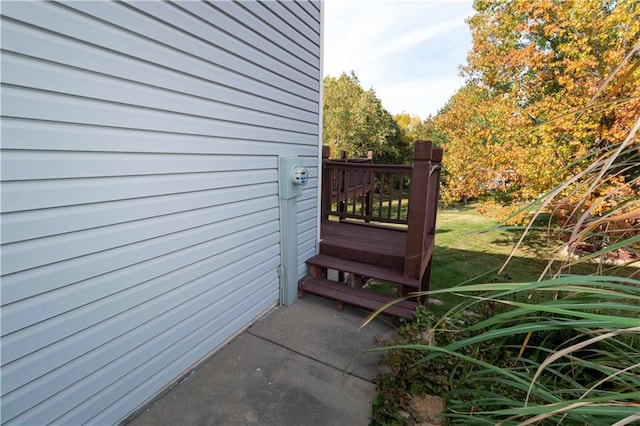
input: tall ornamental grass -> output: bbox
[368,42,640,425]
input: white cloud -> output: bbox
[376,78,465,118]
[359,18,466,69]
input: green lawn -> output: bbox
[425,203,630,314]
[432,204,552,287]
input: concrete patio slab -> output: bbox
[126,295,396,426]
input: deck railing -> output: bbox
[322,159,412,225]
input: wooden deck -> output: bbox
[298,141,442,320]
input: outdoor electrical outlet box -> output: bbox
[279,157,307,199]
[292,166,308,186]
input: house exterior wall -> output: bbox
[0,1,321,424]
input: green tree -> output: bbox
[393,112,446,146]
[323,72,411,163]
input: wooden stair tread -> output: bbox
[299,277,417,320]
[306,254,420,290]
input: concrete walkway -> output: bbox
[126,295,396,426]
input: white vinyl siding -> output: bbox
[0,1,320,424]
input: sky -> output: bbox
[323,0,476,119]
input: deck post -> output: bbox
[405,141,435,280]
[421,146,442,298]
[425,148,443,246]
[321,145,331,221]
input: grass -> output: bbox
[427,203,639,315]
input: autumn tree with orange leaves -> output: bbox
[434,0,640,217]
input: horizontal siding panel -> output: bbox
[1,119,319,155]
[2,54,317,135]
[265,1,320,46]
[299,186,319,204]
[282,1,321,37]
[1,20,317,124]
[1,212,281,334]
[299,225,317,243]
[298,196,318,213]
[2,222,279,343]
[2,237,280,398]
[212,1,319,71]
[1,206,279,307]
[1,2,318,112]
[1,168,277,213]
[304,184,320,201]
[1,149,275,181]
[2,239,279,406]
[3,88,316,144]
[296,0,322,25]
[297,205,317,225]
[2,182,277,244]
[301,154,321,167]
[255,2,319,53]
[122,1,318,90]
[300,221,318,241]
[1,231,280,391]
[2,224,278,370]
[299,228,317,257]
[298,218,317,236]
[67,1,318,98]
[4,252,280,423]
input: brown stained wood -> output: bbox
[312,144,442,316]
[309,264,327,279]
[320,221,406,269]
[299,277,416,320]
[306,254,420,290]
[323,160,411,225]
[347,273,365,289]
[405,141,433,279]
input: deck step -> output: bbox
[306,254,420,290]
[298,277,417,320]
